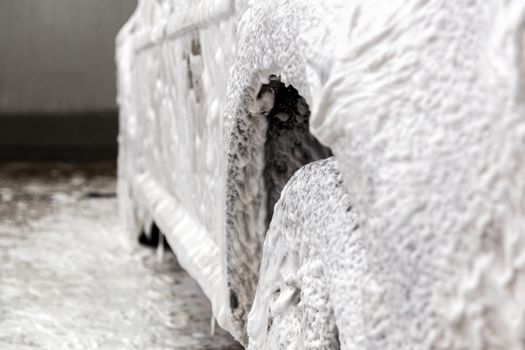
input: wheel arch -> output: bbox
[220,1,340,343]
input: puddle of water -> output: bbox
[0,162,242,350]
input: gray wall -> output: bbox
[0,0,137,114]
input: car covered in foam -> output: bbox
[117,0,525,348]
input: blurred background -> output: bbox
[0,0,136,160]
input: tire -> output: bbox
[247,158,365,350]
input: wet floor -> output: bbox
[0,162,242,350]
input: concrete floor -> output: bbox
[0,162,242,350]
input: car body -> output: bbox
[117,0,525,348]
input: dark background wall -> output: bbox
[0,0,137,160]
